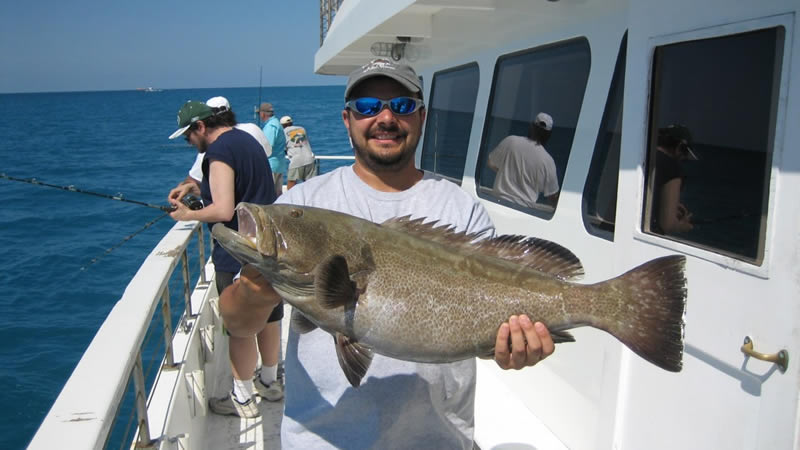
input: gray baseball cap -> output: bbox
[345,58,422,99]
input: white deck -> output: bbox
[200,290,293,450]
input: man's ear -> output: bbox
[341,109,350,132]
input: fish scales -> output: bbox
[213,203,687,387]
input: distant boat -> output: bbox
[136,87,163,92]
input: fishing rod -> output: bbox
[80,212,171,271]
[256,65,263,126]
[1,173,175,212]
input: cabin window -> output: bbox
[476,38,591,218]
[582,33,627,240]
[420,63,480,183]
[643,27,783,264]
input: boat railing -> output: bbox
[314,154,356,175]
[319,0,345,45]
[28,220,209,449]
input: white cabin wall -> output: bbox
[615,0,800,448]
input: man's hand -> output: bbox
[493,315,554,370]
[168,183,191,203]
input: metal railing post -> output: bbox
[133,352,153,448]
[196,225,206,284]
[160,286,175,369]
[181,249,194,318]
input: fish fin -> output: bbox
[334,333,373,388]
[381,216,484,247]
[549,330,576,343]
[291,309,317,334]
[474,235,584,280]
[316,255,357,309]
[380,217,583,280]
[600,255,687,372]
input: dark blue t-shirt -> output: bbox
[201,127,276,272]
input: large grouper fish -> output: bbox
[212,203,687,387]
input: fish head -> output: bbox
[212,203,367,276]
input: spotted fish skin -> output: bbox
[212,203,686,387]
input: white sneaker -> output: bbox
[209,391,259,418]
[254,377,284,402]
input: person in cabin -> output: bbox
[217,59,555,447]
[165,101,284,417]
[259,102,288,191]
[651,124,697,235]
[181,97,273,187]
[487,112,560,208]
[280,115,317,189]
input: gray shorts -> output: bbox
[287,163,317,182]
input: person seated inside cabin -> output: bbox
[487,112,560,209]
[651,124,698,235]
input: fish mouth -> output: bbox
[236,205,259,249]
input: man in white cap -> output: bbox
[488,112,560,208]
[280,115,317,189]
[217,59,555,448]
[182,97,273,186]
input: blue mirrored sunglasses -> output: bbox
[344,97,424,116]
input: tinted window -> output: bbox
[583,34,627,239]
[420,63,479,183]
[643,27,783,264]
[476,38,591,217]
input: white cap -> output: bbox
[206,96,230,112]
[535,112,553,131]
[280,115,293,125]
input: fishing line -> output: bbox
[80,212,171,271]
[1,173,174,212]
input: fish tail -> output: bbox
[600,255,686,372]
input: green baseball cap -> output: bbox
[168,101,214,139]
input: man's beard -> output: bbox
[352,126,419,172]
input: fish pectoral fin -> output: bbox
[550,330,576,343]
[291,309,318,334]
[334,333,373,388]
[316,255,358,309]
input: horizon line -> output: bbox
[0,83,347,95]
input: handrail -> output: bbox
[28,221,207,449]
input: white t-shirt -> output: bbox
[488,135,559,208]
[283,125,316,169]
[188,123,272,181]
[276,165,494,450]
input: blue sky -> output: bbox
[0,0,345,93]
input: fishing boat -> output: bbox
[30,0,800,448]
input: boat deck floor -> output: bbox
[203,304,292,450]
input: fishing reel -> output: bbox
[181,194,204,210]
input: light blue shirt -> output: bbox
[263,116,288,175]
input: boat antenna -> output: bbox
[80,212,171,271]
[1,173,175,212]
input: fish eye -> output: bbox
[290,208,303,218]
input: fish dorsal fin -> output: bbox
[291,309,318,334]
[381,217,584,280]
[473,235,584,280]
[315,255,358,309]
[381,216,486,247]
[334,333,373,387]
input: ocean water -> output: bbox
[0,86,351,449]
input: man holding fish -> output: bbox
[216,59,555,448]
